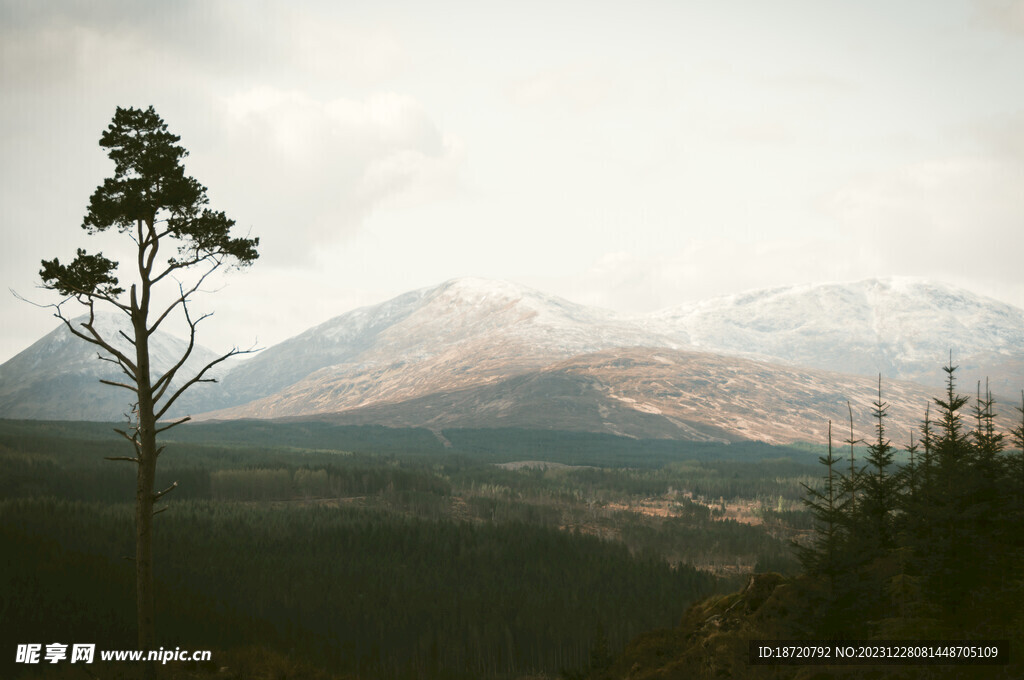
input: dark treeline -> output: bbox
[796,364,1024,643]
[0,419,808,467]
[440,428,807,466]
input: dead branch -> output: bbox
[155,342,259,421]
[152,290,213,402]
[155,416,191,435]
[99,378,139,393]
[153,481,178,501]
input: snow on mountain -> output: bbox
[646,277,1024,394]
[0,311,224,421]
[207,277,680,418]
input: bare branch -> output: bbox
[98,378,139,393]
[155,342,260,421]
[152,291,214,401]
[47,301,140,377]
[105,456,140,464]
[148,262,221,335]
[153,481,178,501]
[152,507,168,517]
[112,426,139,444]
[14,282,131,316]
[151,250,226,286]
[156,416,191,435]
[113,410,143,459]
[94,351,138,383]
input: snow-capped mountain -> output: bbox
[0,311,224,421]
[207,277,680,418]
[4,277,1023,445]
[647,277,1024,394]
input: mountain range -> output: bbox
[3,277,1022,445]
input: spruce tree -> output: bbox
[919,359,973,613]
[970,379,1004,467]
[858,375,896,556]
[795,421,848,592]
[1011,392,1024,503]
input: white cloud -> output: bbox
[203,87,462,263]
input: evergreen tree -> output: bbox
[840,401,863,515]
[970,378,1004,468]
[794,421,848,592]
[1011,392,1024,503]
[857,375,897,557]
[901,429,919,504]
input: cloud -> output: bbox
[0,1,462,274]
[206,87,463,262]
[0,1,408,91]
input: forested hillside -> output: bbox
[0,420,813,679]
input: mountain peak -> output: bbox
[436,276,530,295]
[649,277,1024,391]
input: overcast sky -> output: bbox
[2,0,1023,363]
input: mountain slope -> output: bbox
[648,277,1024,393]
[0,312,223,421]
[205,277,678,418]
[284,347,941,446]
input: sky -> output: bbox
[2,0,1023,363]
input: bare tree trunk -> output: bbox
[134,307,158,680]
[136,441,157,680]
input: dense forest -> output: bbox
[0,421,812,679]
